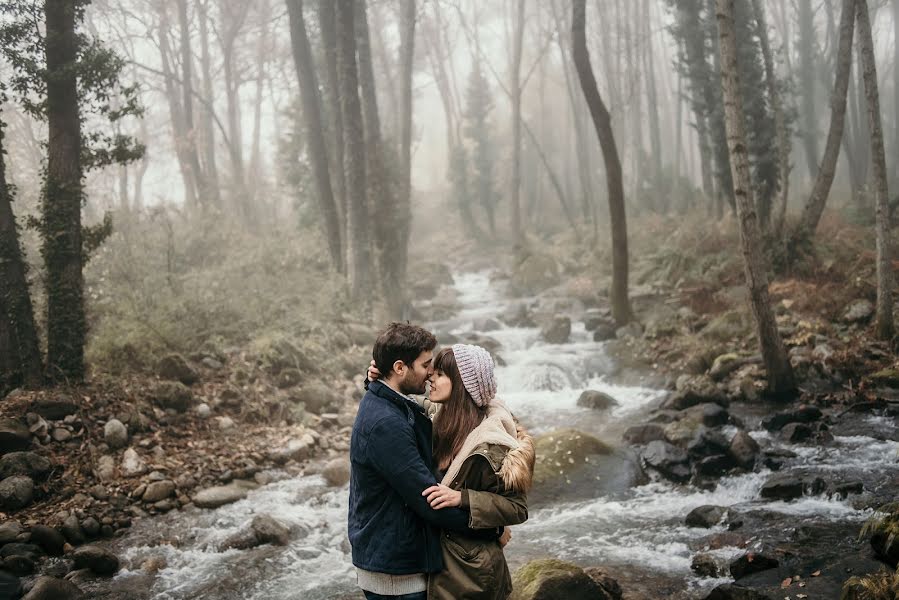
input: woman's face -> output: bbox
[428,368,453,403]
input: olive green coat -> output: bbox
[427,403,535,600]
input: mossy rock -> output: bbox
[868,368,899,388]
[510,558,612,600]
[157,354,199,386]
[149,381,194,412]
[248,333,314,376]
[534,429,612,487]
[510,254,560,295]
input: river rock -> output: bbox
[622,424,667,445]
[843,299,874,323]
[193,482,252,508]
[593,324,617,342]
[3,553,34,576]
[698,403,729,427]
[583,309,610,332]
[576,390,618,411]
[50,428,71,442]
[289,382,341,415]
[703,584,772,599]
[729,552,779,579]
[0,476,33,511]
[686,429,730,459]
[81,517,100,538]
[120,448,147,477]
[23,576,83,600]
[501,303,536,328]
[728,431,760,470]
[158,354,199,385]
[686,505,727,528]
[541,315,571,344]
[780,422,813,442]
[29,525,65,556]
[582,567,622,599]
[533,429,612,489]
[322,458,350,487]
[72,544,120,575]
[615,322,644,339]
[0,543,39,561]
[510,558,613,600]
[222,514,291,550]
[30,396,78,420]
[149,381,194,412]
[641,441,690,483]
[691,553,720,578]
[761,405,821,431]
[61,514,85,545]
[662,376,727,410]
[0,521,23,544]
[0,451,52,481]
[103,419,128,449]
[142,480,176,503]
[0,420,31,454]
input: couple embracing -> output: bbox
[348,322,536,600]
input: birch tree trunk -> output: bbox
[572,0,633,325]
[285,0,344,272]
[795,0,856,240]
[716,0,796,396]
[855,0,894,339]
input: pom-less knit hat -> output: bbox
[451,344,497,407]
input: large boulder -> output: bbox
[22,576,83,600]
[533,429,612,489]
[541,316,571,345]
[221,514,291,550]
[71,544,120,575]
[0,420,31,455]
[509,254,560,295]
[289,382,342,415]
[157,354,199,386]
[729,552,779,580]
[193,481,257,509]
[641,441,690,483]
[510,558,615,600]
[0,452,52,481]
[577,390,618,411]
[149,381,194,413]
[728,431,760,470]
[0,476,33,511]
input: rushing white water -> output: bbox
[106,270,899,599]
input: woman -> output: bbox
[370,343,535,599]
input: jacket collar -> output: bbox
[368,380,428,422]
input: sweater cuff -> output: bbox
[460,489,470,510]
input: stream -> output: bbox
[88,271,899,599]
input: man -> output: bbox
[348,322,501,600]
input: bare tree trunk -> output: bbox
[369,3,401,143]
[572,0,632,325]
[798,0,821,179]
[198,0,221,207]
[795,0,856,240]
[509,0,524,245]
[751,0,790,234]
[856,0,894,339]
[285,0,344,272]
[0,115,43,387]
[894,0,899,186]
[220,2,251,215]
[318,0,347,267]
[716,0,795,396]
[643,0,663,191]
[44,0,85,382]
[396,0,415,312]
[522,119,577,230]
[336,0,373,303]
[177,0,207,208]
[250,0,270,189]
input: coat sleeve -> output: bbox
[367,417,498,536]
[463,455,529,529]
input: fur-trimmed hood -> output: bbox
[439,399,535,493]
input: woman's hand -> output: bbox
[499,527,512,547]
[422,484,461,509]
[367,359,381,381]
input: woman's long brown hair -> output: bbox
[432,347,487,471]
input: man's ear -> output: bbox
[392,360,406,377]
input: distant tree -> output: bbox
[855,0,893,340]
[716,0,796,396]
[797,0,822,179]
[463,60,498,234]
[572,0,633,325]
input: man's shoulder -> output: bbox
[355,391,405,431]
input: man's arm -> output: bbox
[367,418,495,536]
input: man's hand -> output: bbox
[367,359,381,381]
[422,484,462,509]
[499,527,512,548]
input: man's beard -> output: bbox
[400,372,428,396]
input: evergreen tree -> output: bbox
[463,60,497,234]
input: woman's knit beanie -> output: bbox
[451,344,497,407]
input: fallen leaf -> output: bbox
[781,577,793,588]
[811,570,821,577]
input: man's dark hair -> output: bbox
[372,322,437,377]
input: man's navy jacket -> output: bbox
[348,379,495,575]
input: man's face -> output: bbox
[399,350,433,396]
